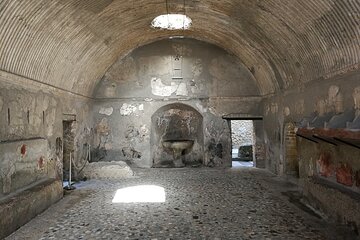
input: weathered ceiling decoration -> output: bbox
[0,0,359,96]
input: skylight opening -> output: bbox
[151,14,192,30]
[112,185,166,203]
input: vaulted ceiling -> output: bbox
[0,0,359,96]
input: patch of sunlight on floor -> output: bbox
[112,185,166,203]
[232,161,254,167]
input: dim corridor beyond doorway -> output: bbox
[7,168,357,240]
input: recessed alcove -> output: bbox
[151,103,203,168]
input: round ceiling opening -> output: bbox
[151,14,192,30]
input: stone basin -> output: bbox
[162,140,194,151]
[162,140,194,167]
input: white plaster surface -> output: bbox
[176,82,188,96]
[120,103,137,116]
[151,78,177,96]
[99,107,113,116]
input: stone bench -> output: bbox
[303,177,360,232]
[0,178,63,239]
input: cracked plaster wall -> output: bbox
[94,39,259,99]
[92,39,262,168]
[0,72,93,198]
[262,69,360,229]
[262,70,360,176]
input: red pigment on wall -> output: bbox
[336,163,353,187]
[38,156,45,169]
[318,153,334,177]
[21,144,26,155]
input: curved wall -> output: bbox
[1,0,359,96]
[91,39,262,167]
[151,103,204,167]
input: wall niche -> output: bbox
[151,103,203,167]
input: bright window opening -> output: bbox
[151,14,192,30]
[112,185,166,203]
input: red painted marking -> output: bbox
[318,152,334,177]
[336,163,353,186]
[21,144,26,155]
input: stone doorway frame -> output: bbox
[230,120,255,164]
[222,115,265,168]
[62,114,76,183]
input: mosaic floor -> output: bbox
[6,167,357,240]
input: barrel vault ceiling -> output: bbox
[0,0,359,96]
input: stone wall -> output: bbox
[0,70,94,237]
[231,120,254,148]
[262,70,360,175]
[92,39,262,168]
[151,104,204,167]
[0,70,93,197]
[262,69,360,228]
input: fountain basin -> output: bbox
[162,140,194,167]
[162,140,194,151]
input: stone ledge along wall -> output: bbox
[262,70,360,229]
[91,38,262,168]
[0,71,93,237]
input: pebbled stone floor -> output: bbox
[6,167,358,240]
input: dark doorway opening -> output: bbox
[230,120,255,168]
[62,120,75,186]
